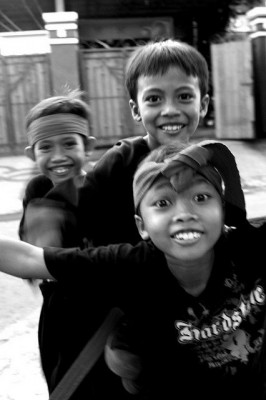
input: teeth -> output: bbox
[161,125,182,132]
[52,167,69,174]
[174,231,201,241]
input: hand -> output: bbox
[23,200,66,247]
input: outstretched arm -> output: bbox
[0,236,52,280]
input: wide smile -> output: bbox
[50,166,72,176]
[159,124,184,134]
[171,230,202,244]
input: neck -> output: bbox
[143,134,157,150]
[166,250,214,297]
[74,170,86,188]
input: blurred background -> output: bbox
[1,0,266,155]
[1,1,266,398]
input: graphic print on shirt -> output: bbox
[175,282,265,374]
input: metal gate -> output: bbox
[211,40,255,139]
[0,53,53,154]
[79,48,145,146]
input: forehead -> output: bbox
[137,66,201,93]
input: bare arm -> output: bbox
[0,236,53,280]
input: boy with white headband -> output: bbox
[23,90,95,190]
[1,140,266,399]
[18,89,95,388]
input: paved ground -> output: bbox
[0,137,266,399]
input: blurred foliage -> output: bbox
[186,0,262,58]
[194,0,260,42]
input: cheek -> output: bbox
[188,101,201,116]
[139,104,156,119]
[208,207,224,236]
[74,152,86,168]
[143,212,168,236]
[35,156,47,171]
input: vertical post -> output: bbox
[247,7,266,138]
[42,11,80,94]
[55,0,65,12]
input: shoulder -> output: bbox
[23,174,53,202]
[84,136,149,184]
[96,136,149,171]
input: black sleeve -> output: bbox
[77,144,126,243]
[78,137,149,246]
[43,241,152,289]
[43,243,135,298]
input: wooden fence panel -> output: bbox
[0,54,52,154]
[211,40,255,139]
[80,48,145,145]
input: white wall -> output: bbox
[0,31,50,56]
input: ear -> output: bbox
[134,214,150,240]
[129,99,141,122]
[24,146,35,161]
[84,136,96,157]
[199,94,210,118]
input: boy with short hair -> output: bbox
[20,89,95,246]
[18,89,95,388]
[78,38,210,246]
[0,140,265,399]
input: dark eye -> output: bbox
[179,93,194,102]
[64,140,77,148]
[155,199,171,208]
[38,144,51,152]
[194,193,210,203]
[146,95,161,103]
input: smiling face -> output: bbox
[135,174,223,265]
[33,133,87,186]
[130,66,209,150]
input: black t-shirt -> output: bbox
[19,175,87,393]
[44,226,266,399]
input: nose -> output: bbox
[161,99,181,117]
[50,145,67,162]
[172,200,198,223]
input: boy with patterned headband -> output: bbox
[18,89,95,388]
[1,140,266,399]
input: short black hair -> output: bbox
[125,38,209,102]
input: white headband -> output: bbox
[27,113,90,146]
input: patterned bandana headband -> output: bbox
[27,113,90,146]
[133,140,246,218]
[133,144,222,213]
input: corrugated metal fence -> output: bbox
[0,54,52,154]
[211,40,255,139]
[79,48,145,145]
[0,41,257,154]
